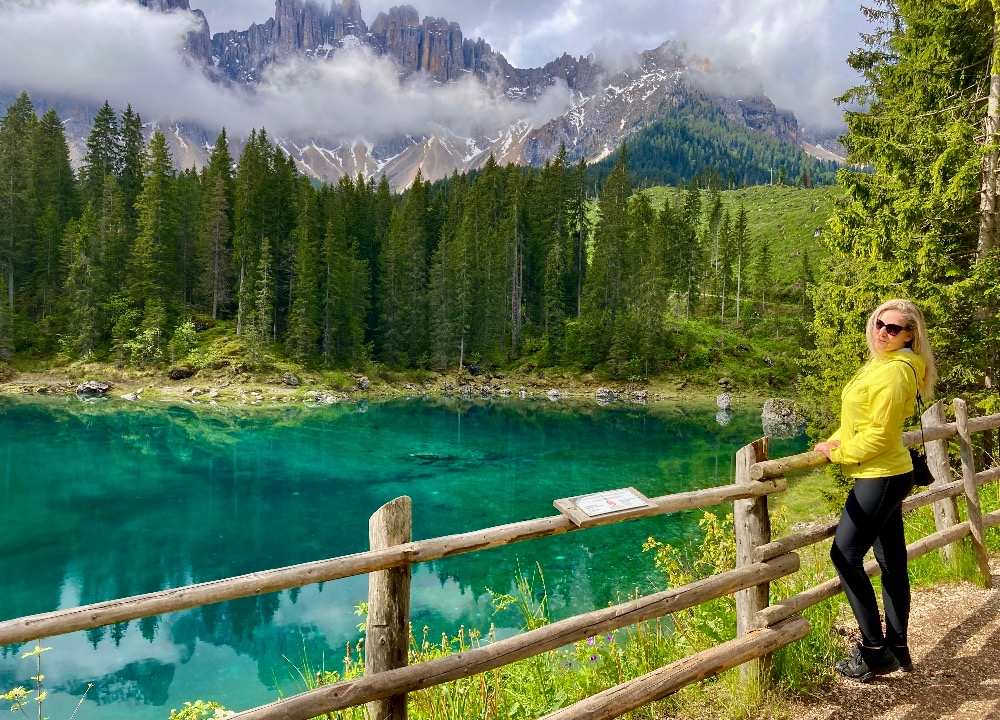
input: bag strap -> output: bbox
[889,359,926,449]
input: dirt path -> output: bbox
[788,555,1000,720]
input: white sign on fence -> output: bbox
[554,487,653,527]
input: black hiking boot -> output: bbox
[890,644,914,672]
[835,643,900,682]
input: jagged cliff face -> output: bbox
[108,0,811,190]
[210,1,483,85]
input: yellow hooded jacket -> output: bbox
[827,350,926,479]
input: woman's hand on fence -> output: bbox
[812,441,841,460]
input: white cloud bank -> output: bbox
[411,0,870,130]
[0,0,573,141]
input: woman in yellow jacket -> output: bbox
[814,299,937,682]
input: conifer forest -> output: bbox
[0,92,803,380]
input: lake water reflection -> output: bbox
[0,396,806,717]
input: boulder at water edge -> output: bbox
[761,398,807,438]
[76,380,111,397]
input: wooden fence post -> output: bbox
[366,496,413,720]
[954,400,993,588]
[735,437,772,684]
[923,400,960,565]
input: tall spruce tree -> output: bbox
[812,0,999,407]
[286,183,322,363]
[198,173,232,320]
[378,170,428,365]
[233,130,270,336]
[127,130,176,331]
[80,101,120,210]
[61,206,100,357]
[0,92,37,357]
[119,104,145,237]
[580,145,631,364]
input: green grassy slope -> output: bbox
[641,183,843,285]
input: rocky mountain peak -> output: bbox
[137,0,191,10]
[370,5,421,32]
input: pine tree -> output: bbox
[80,101,120,209]
[0,92,37,357]
[198,173,232,320]
[286,184,321,363]
[378,170,428,366]
[326,224,370,366]
[428,176,469,369]
[174,167,202,312]
[814,0,998,401]
[569,157,590,318]
[97,175,128,305]
[61,206,100,357]
[581,144,631,363]
[678,178,703,318]
[33,109,78,226]
[245,236,274,364]
[718,210,734,324]
[119,104,145,237]
[733,203,751,324]
[127,131,175,322]
[501,169,526,360]
[34,205,62,324]
[233,130,269,336]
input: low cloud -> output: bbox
[0,0,574,144]
[416,0,868,132]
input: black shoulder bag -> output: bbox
[895,361,934,486]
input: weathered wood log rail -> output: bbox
[0,400,997,720]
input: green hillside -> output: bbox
[643,183,842,285]
[586,97,840,190]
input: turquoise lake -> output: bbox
[0,396,806,717]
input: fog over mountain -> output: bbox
[192,0,870,132]
[0,0,574,141]
[0,0,856,187]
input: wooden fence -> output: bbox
[0,400,998,720]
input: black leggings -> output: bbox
[830,472,914,648]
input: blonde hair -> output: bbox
[865,298,937,398]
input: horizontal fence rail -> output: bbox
[0,479,786,647]
[227,554,801,720]
[749,412,1000,481]
[538,616,811,720]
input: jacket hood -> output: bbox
[880,349,927,383]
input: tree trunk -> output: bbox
[236,261,245,336]
[980,16,1000,392]
[979,22,1000,257]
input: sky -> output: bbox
[0,0,872,142]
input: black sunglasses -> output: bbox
[875,319,909,337]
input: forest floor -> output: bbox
[786,554,1000,720]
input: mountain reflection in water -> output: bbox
[0,396,806,718]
